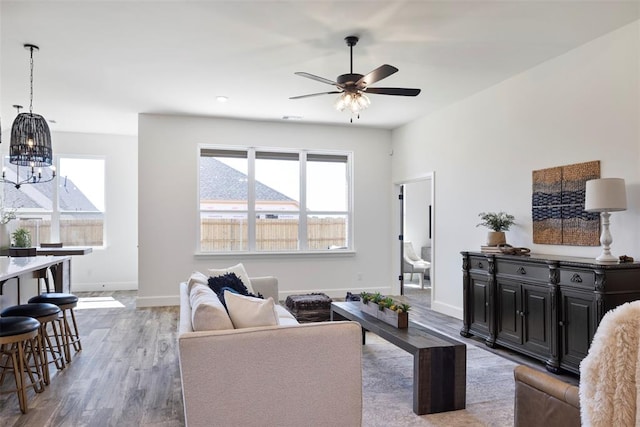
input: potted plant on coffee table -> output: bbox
[477,211,515,246]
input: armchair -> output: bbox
[513,365,580,427]
[403,241,430,288]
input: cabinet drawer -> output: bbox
[496,260,548,282]
[469,257,490,272]
[559,269,595,289]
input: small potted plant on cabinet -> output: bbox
[477,212,515,246]
[10,227,36,257]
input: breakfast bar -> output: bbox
[0,256,70,307]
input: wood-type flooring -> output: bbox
[1,285,576,426]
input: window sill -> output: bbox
[194,250,356,259]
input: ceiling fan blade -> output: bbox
[294,72,338,86]
[356,64,398,87]
[365,87,421,96]
[289,91,342,100]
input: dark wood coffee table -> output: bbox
[331,301,466,415]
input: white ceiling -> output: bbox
[1,1,639,136]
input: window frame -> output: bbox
[5,154,106,248]
[198,145,353,254]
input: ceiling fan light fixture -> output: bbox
[292,35,419,122]
[335,92,370,114]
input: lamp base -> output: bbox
[596,252,618,263]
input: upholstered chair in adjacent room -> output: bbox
[403,241,431,288]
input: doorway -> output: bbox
[398,174,433,304]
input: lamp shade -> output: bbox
[9,112,52,166]
[584,178,627,212]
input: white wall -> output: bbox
[138,114,392,307]
[391,21,640,318]
[0,131,138,291]
[52,131,138,291]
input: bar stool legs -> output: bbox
[28,293,82,364]
[1,303,66,385]
[59,303,82,363]
[0,316,45,414]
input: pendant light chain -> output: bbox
[29,46,34,114]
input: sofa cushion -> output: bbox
[187,271,209,295]
[189,284,234,331]
[207,272,262,307]
[224,291,279,329]
[208,263,254,294]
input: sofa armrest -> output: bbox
[178,321,362,427]
[250,276,278,301]
[514,365,580,427]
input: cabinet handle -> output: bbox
[570,273,582,283]
[559,321,565,327]
[485,302,489,307]
[478,262,484,269]
[519,311,525,317]
[517,267,526,275]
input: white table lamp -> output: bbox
[584,178,627,263]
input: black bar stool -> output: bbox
[1,303,66,384]
[28,293,82,363]
[0,316,45,413]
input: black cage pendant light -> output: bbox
[4,44,56,189]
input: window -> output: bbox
[199,147,352,253]
[3,156,105,247]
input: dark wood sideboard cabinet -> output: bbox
[460,251,640,374]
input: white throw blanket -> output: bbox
[580,300,640,426]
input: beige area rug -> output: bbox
[361,328,517,426]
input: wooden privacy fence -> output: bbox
[16,219,104,246]
[201,217,347,251]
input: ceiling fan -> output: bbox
[290,35,421,122]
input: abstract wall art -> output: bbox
[532,160,600,246]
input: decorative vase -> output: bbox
[486,231,506,246]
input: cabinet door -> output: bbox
[560,289,597,371]
[522,283,551,355]
[469,275,491,336]
[496,279,522,345]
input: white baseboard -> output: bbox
[73,281,138,292]
[279,286,393,301]
[136,295,180,308]
[133,286,393,308]
[431,300,463,320]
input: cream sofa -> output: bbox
[178,277,363,427]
